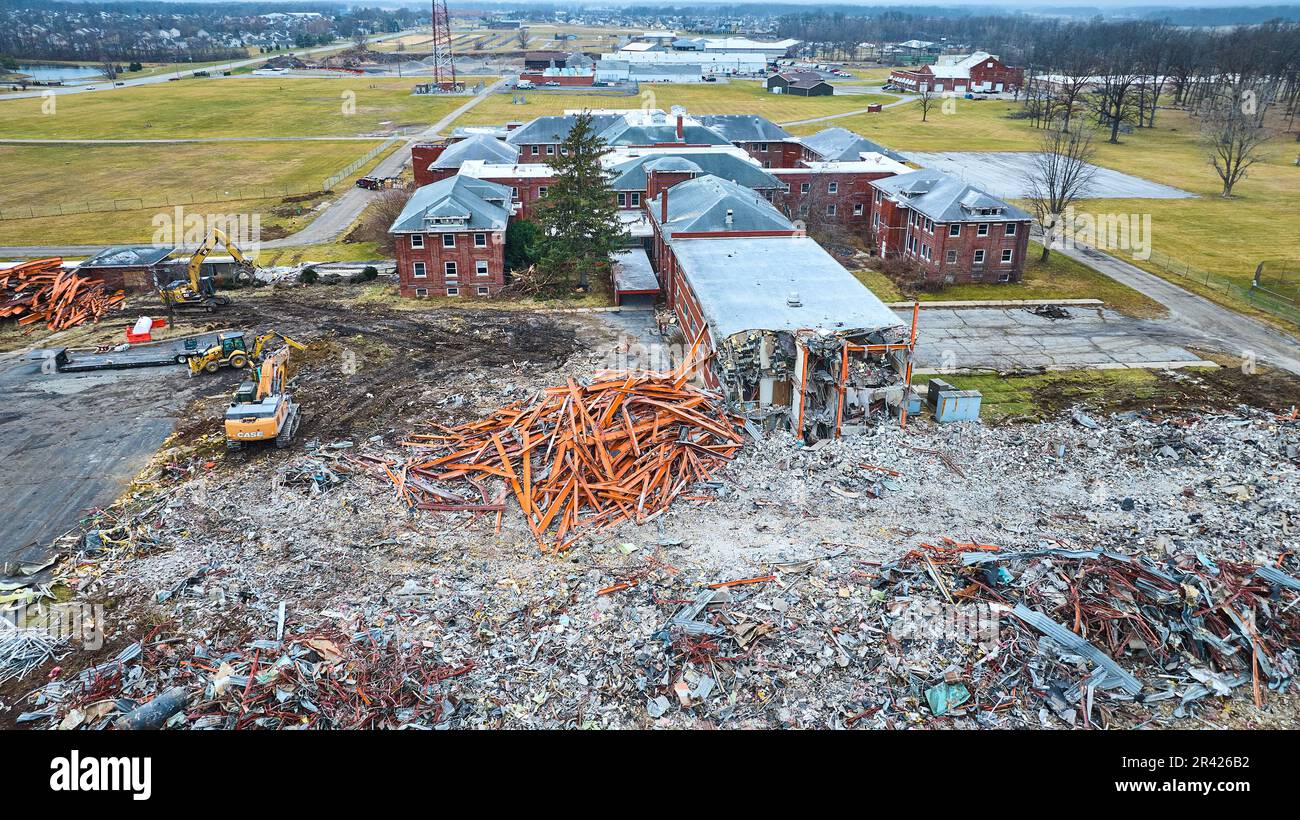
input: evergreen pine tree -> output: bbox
[535,112,622,292]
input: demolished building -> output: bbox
[647,174,916,439]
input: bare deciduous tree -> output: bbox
[917,84,937,122]
[1024,127,1100,262]
[1200,91,1273,197]
[352,188,413,253]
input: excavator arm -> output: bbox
[250,331,306,361]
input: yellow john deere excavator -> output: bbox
[160,228,256,312]
[187,330,304,376]
[224,343,303,450]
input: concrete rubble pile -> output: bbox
[714,325,912,438]
[6,403,1298,729]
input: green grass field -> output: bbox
[854,241,1165,317]
[0,76,466,139]
[796,99,1300,318]
[455,80,893,127]
[0,140,394,246]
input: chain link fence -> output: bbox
[1147,248,1300,325]
[0,137,403,221]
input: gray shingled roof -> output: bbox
[697,114,791,143]
[431,134,518,170]
[798,126,907,163]
[79,246,175,268]
[648,174,794,235]
[871,169,1033,223]
[599,119,730,146]
[608,151,783,192]
[390,176,512,233]
[505,114,624,145]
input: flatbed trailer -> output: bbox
[32,333,223,373]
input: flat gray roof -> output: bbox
[612,247,659,293]
[671,236,903,338]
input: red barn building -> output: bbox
[389,176,511,298]
[870,169,1032,284]
[889,51,1024,94]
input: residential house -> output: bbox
[766,71,833,96]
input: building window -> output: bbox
[873,213,880,227]
[442,234,455,248]
[826,203,836,216]
[530,145,539,155]
[998,273,1011,283]
[445,261,457,277]
[977,223,989,236]
[511,186,519,199]
[874,190,882,204]
[539,186,548,198]
[631,192,640,206]
[474,233,487,247]
[546,145,555,155]
[924,218,933,232]
[763,161,771,168]
[853,203,864,216]
[476,260,489,276]
[446,287,459,296]
[412,262,426,278]
[828,181,838,194]
[410,234,424,249]
[798,204,809,216]
[1001,248,1014,263]
[800,182,810,194]
[560,146,568,156]
[618,192,627,207]
[949,224,960,237]
[476,286,489,296]
[415,287,428,297]
[973,249,986,264]
[759,142,769,152]
[1005,223,1018,236]
[945,249,958,264]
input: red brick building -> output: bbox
[410,134,518,187]
[389,176,512,298]
[771,154,908,228]
[889,51,1024,94]
[697,114,803,169]
[869,169,1032,284]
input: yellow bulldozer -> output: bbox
[186,330,304,377]
[160,228,256,312]
[224,344,303,450]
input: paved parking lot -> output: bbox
[903,152,1194,200]
[903,306,1208,371]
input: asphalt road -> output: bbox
[1056,242,1300,375]
[0,351,211,563]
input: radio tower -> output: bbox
[430,0,457,90]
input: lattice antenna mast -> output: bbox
[430,0,456,88]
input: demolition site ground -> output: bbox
[2,284,1299,730]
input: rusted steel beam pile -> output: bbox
[0,257,126,332]
[382,360,745,554]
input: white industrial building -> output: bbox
[599,34,799,76]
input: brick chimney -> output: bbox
[661,183,669,224]
[676,113,684,140]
